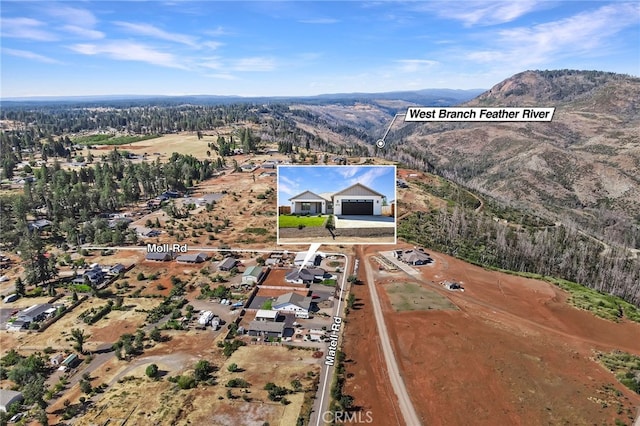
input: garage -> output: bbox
[341,200,373,215]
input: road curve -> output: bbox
[359,246,422,426]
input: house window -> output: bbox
[301,202,311,211]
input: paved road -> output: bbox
[360,246,422,426]
[310,253,350,426]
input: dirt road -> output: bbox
[359,246,422,425]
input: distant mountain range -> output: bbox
[387,69,640,244]
[0,88,484,106]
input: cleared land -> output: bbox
[278,215,327,228]
[344,244,640,426]
[384,281,457,312]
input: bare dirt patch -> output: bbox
[357,245,640,425]
[384,281,457,312]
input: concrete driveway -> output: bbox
[334,215,396,229]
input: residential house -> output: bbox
[176,253,209,263]
[218,257,238,271]
[254,309,280,322]
[247,321,286,338]
[284,268,326,285]
[242,266,264,284]
[288,182,385,216]
[0,389,23,413]
[398,249,432,265]
[145,252,173,262]
[272,292,312,318]
[294,251,323,267]
[16,303,53,323]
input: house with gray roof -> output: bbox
[0,389,23,412]
[273,292,312,318]
[247,321,286,338]
[176,253,209,263]
[285,268,326,285]
[218,257,238,271]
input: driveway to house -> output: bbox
[334,215,396,229]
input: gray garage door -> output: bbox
[342,200,373,215]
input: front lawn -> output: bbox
[278,215,327,228]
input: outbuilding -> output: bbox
[0,389,23,412]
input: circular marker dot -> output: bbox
[376,139,385,148]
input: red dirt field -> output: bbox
[346,245,640,426]
[340,259,404,426]
[261,268,307,287]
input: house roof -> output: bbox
[289,190,326,201]
[255,309,280,320]
[401,250,432,263]
[248,320,286,334]
[332,182,384,198]
[243,266,263,278]
[19,303,52,319]
[218,257,237,270]
[273,292,312,311]
[285,268,325,282]
[0,389,23,410]
[176,253,209,263]
[146,252,172,261]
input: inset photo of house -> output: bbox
[277,165,396,245]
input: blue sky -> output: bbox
[1,1,639,98]
[278,165,396,206]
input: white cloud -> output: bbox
[47,6,98,27]
[279,175,301,196]
[231,57,276,72]
[430,0,541,26]
[0,17,58,41]
[299,18,339,24]
[2,48,61,64]
[205,73,237,80]
[202,40,224,50]
[395,59,438,73]
[69,41,188,70]
[348,167,389,188]
[467,3,640,67]
[336,167,360,179]
[62,25,105,40]
[114,21,197,47]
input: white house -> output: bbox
[272,292,312,318]
[332,183,384,216]
[288,191,331,215]
[288,183,385,216]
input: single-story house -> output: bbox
[398,249,432,265]
[265,258,280,266]
[294,251,324,267]
[27,219,52,232]
[272,292,312,318]
[242,266,264,284]
[248,320,286,338]
[72,265,105,284]
[285,268,326,285]
[261,161,277,169]
[133,225,161,237]
[218,257,238,271]
[16,303,52,323]
[176,253,209,263]
[254,309,280,322]
[288,183,385,216]
[145,252,173,262]
[5,320,29,331]
[0,389,23,413]
[107,263,127,275]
